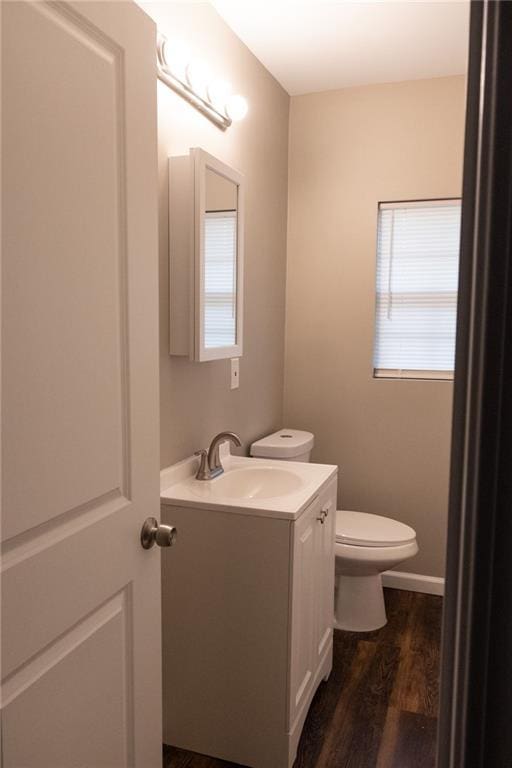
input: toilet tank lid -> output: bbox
[250,429,314,459]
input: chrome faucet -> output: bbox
[194,431,242,480]
[208,431,242,476]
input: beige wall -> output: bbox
[284,76,466,577]
[140,3,289,468]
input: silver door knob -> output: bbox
[140,517,178,550]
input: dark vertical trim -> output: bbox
[437,3,484,762]
[438,2,512,766]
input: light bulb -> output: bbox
[163,40,191,82]
[186,59,211,98]
[225,94,248,122]
[207,79,232,113]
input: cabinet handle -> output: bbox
[317,511,326,524]
[322,505,330,518]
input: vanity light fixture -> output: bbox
[225,94,249,122]
[156,33,248,130]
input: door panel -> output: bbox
[315,485,336,661]
[1,2,161,766]
[3,592,132,768]
[2,0,128,541]
[289,503,316,726]
[2,507,138,677]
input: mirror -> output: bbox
[204,168,239,351]
[169,148,244,361]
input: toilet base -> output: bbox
[334,573,387,632]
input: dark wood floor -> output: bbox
[163,588,442,768]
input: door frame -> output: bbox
[437,1,512,765]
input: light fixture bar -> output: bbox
[156,34,232,131]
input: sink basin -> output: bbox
[190,466,304,500]
[161,453,338,518]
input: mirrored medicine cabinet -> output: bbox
[169,148,244,362]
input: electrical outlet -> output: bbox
[230,358,240,390]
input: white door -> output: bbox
[1,2,162,766]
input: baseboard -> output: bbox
[382,570,445,596]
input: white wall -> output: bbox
[139,2,290,468]
[284,76,466,578]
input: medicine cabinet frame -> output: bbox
[169,147,244,362]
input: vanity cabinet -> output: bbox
[160,470,337,768]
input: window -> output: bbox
[204,210,237,349]
[373,199,461,380]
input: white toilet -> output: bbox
[333,509,417,631]
[250,428,418,632]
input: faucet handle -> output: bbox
[194,449,211,481]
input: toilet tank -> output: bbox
[250,429,314,463]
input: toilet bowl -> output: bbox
[334,510,418,631]
[250,429,419,632]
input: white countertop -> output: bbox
[160,451,338,520]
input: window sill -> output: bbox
[373,369,454,381]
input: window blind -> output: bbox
[204,210,237,349]
[373,199,461,379]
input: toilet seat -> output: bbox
[335,510,416,547]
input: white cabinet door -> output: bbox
[289,501,317,726]
[1,2,161,766]
[314,491,336,663]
